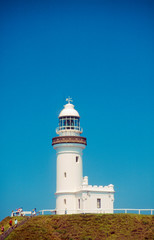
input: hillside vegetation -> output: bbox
[2,214,153,240]
[0,216,26,235]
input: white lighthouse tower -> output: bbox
[52,98,114,215]
[52,97,86,214]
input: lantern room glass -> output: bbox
[59,117,80,130]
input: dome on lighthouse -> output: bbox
[59,99,80,118]
[56,98,82,136]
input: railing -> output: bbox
[37,209,154,215]
[11,211,32,217]
[114,209,154,215]
[39,209,56,215]
[56,126,83,133]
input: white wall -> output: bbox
[54,143,86,193]
[82,192,114,213]
[56,193,81,214]
[54,143,86,213]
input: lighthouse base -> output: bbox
[55,180,115,215]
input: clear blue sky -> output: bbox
[0,0,154,220]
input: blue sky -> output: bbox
[0,0,154,220]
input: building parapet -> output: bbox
[82,176,114,192]
[81,184,114,192]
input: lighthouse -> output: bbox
[52,98,115,214]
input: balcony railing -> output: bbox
[56,126,83,133]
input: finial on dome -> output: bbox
[66,97,73,104]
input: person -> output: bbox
[1,225,4,233]
[9,219,12,227]
[32,209,35,215]
[15,219,18,227]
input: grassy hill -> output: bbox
[1,214,153,240]
[0,216,26,235]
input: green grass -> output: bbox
[1,214,153,240]
[0,216,26,235]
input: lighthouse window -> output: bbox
[75,119,77,126]
[78,199,80,209]
[64,199,66,204]
[66,119,71,129]
[97,199,101,208]
[71,119,74,127]
[62,119,65,129]
[59,117,80,131]
[75,118,79,129]
[76,156,79,162]
[64,172,67,178]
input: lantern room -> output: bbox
[56,98,83,136]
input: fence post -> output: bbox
[139,209,140,214]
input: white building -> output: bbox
[52,98,115,214]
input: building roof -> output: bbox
[59,103,80,118]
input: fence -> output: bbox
[39,209,56,215]
[114,209,153,215]
[11,211,32,217]
[10,209,154,217]
[38,209,154,215]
